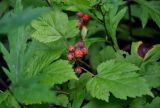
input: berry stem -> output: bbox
[55,90,70,95]
[78,60,92,69]
[81,67,95,76]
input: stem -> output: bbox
[98,5,117,51]
[81,67,95,76]
[44,0,52,7]
[55,90,70,95]
[128,0,133,40]
[78,60,92,69]
[0,78,8,89]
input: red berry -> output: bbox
[82,14,90,22]
[75,66,82,74]
[75,49,83,58]
[78,41,84,48]
[68,45,76,52]
[76,12,84,17]
[81,48,88,55]
[67,53,74,61]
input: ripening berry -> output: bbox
[67,53,74,61]
[75,49,83,58]
[76,12,84,17]
[68,45,76,52]
[81,47,88,55]
[75,66,82,74]
[78,41,84,48]
[82,14,90,22]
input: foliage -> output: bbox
[0,0,160,108]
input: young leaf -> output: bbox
[87,60,152,102]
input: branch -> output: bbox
[127,0,133,40]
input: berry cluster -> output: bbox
[67,41,88,62]
[67,12,90,75]
[76,12,90,29]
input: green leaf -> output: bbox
[82,99,125,108]
[90,46,116,69]
[31,11,79,43]
[145,97,160,108]
[84,37,105,48]
[130,97,146,108]
[69,73,92,108]
[66,20,79,38]
[140,62,160,88]
[135,0,160,28]
[54,94,69,107]
[0,7,51,34]
[106,6,127,49]
[87,60,152,101]
[24,48,63,78]
[40,60,78,86]
[0,91,20,108]
[140,6,149,28]
[0,91,9,104]
[11,78,56,105]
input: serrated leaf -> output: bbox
[40,60,78,86]
[87,60,152,101]
[24,48,63,78]
[11,78,56,105]
[31,11,79,43]
[145,97,160,108]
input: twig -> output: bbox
[127,0,133,40]
[81,67,95,76]
[0,78,8,89]
[78,60,92,69]
[97,4,117,51]
[55,90,70,95]
[44,0,52,7]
